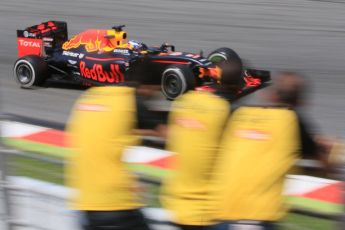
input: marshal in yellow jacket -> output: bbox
[65,86,141,211]
[214,106,300,221]
[161,91,230,226]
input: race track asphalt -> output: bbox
[0,0,344,137]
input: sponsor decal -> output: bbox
[42,37,54,41]
[18,39,40,48]
[43,42,52,48]
[175,117,206,129]
[72,71,80,75]
[17,38,43,57]
[186,53,200,58]
[235,129,270,140]
[169,52,183,56]
[77,103,108,112]
[23,31,36,38]
[62,51,84,59]
[79,61,124,83]
[68,60,77,65]
[113,49,130,55]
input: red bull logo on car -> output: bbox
[62,30,116,52]
[79,61,124,83]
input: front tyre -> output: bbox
[208,47,241,65]
[13,55,48,88]
[161,65,195,100]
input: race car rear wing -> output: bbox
[17,21,68,57]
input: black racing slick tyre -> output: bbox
[208,47,241,65]
[161,65,196,100]
[13,55,48,88]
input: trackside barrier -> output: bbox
[336,163,345,230]
[0,148,177,230]
[2,176,178,230]
[0,115,345,229]
[0,147,344,230]
[0,121,12,230]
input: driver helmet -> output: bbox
[128,40,143,51]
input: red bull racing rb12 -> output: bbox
[14,21,270,100]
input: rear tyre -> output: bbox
[161,65,195,100]
[13,55,48,88]
[208,47,241,65]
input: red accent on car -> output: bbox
[47,21,56,28]
[152,60,190,65]
[244,76,261,87]
[195,85,216,93]
[17,37,42,57]
[27,21,58,35]
[199,66,221,80]
[37,24,45,30]
[85,56,124,61]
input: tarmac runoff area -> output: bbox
[0,0,344,138]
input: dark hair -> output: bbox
[274,72,306,106]
[220,60,243,86]
[277,89,300,106]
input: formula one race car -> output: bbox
[14,21,270,100]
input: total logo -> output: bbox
[18,39,40,48]
[62,51,85,59]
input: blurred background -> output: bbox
[0,0,344,137]
[0,0,345,229]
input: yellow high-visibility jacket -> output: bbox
[65,86,141,211]
[214,106,300,221]
[161,91,230,226]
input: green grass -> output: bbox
[8,154,64,185]
[287,196,343,214]
[280,213,337,230]
[127,163,169,179]
[8,154,341,228]
[3,138,69,158]
[3,141,341,229]
[7,153,164,206]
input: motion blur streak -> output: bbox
[0,0,344,137]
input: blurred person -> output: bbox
[268,72,334,162]
[213,72,334,230]
[160,60,243,230]
[65,85,164,230]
